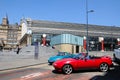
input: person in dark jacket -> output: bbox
[16,45,20,54]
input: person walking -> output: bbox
[16,45,20,54]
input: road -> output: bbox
[0,63,119,80]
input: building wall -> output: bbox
[0,17,22,50]
[55,44,72,53]
[21,22,27,38]
[51,34,84,53]
[0,25,8,48]
[51,34,83,46]
[17,27,22,42]
[6,25,20,49]
[19,34,28,47]
[54,44,85,53]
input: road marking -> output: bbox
[21,72,42,79]
[12,71,51,80]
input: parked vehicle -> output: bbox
[53,53,113,74]
[113,45,120,64]
[48,52,74,65]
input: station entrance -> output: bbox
[89,37,117,51]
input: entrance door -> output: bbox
[76,45,79,53]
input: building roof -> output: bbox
[26,19,120,38]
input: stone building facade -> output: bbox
[0,16,21,50]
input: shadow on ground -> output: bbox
[90,64,120,80]
[52,68,101,75]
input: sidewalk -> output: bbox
[0,51,114,71]
[0,49,56,71]
[0,54,41,71]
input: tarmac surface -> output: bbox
[0,50,114,71]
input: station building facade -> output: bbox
[19,18,120,53]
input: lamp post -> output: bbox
[86,0,94,54]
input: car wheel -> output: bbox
[99,63,109,72]
[62,64,73,74]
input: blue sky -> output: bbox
[0,0,120,26]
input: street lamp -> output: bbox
[86,0,94,54]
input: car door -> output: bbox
[84,59,97,68]
[77,58,98,69]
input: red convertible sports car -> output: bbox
[53,53,113,74]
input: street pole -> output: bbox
[86,0,94,54]
[86,0,89,54]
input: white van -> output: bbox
[113,45,120,64]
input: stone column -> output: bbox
[27,29,32,46]
[99,37,104,51]
[117,38,120,45]
[83,36,87,50]
[42,34,47,46]
[27,34,32,46]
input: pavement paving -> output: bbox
[0,51,47,71]
[0,49,114,71]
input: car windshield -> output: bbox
[73,53,91,60]
[57,52,66,56]
[73,53,85,59]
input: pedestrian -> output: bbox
[16,45,20,54]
